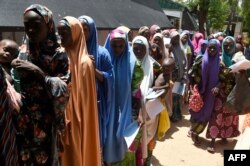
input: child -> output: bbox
[0,39,19,84]
[153,57,175,139]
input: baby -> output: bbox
[0,39,19,84]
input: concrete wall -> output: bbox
[0,29,139,47]
[0,31,24,45]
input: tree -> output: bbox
[208,0,229,33]
[241,0,250,32]
[186,0,210,35]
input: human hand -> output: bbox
[211,87,219,96]
[11,59,45,78]
[89,55,96,67]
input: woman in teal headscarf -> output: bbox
[222,36,236,67]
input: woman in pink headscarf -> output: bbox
[192,32,204,56]
[149,25,161,41]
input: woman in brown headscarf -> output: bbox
[57,16,101,166]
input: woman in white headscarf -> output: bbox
[132,36,161,166]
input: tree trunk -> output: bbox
[198,9,207,36]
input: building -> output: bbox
[0,0,173,45]
[159,0,198,32]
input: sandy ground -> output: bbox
[152,110,245,166]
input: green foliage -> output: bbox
[241,0,250,30]
[208,0,229,30]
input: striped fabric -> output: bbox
[0,72,18,166]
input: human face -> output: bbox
[223,38,234,53]
[153,36,161,46]
[79,21,90,41]
[133,43,146,60]
[111,39,126,56]
[57,21,73,48]
[207,43,217,57]
[162,63,174,75]
[23,10,48,43]
[181,34,188,44]
[0,42,18,64]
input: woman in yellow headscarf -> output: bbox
[57,16,101,166]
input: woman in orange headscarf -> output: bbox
[57,16,101,166]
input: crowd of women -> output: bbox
[1,4,250,166]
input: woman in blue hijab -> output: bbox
[78,16,114,151]
[103,28,137,164]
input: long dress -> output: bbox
[103,29,136,164]
[78,15,114,148]
[61,16,101,166]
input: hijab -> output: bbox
[24,4,59,56]
[192,32,204,55]
[170,31,187,80]
[104,28,136,138]
[78,15,98,62]
[222,36,236,67]
[191,39,220,122]
[61,16,101,166]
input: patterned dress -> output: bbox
[206,66,240,139]
[15,48,69,165]
[189,56,240,138]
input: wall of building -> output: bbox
[0,31,24,45]
[1,29,139,47]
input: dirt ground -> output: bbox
[152,110,245,166]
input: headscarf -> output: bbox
[222,36,236,67]
[170,31,187,80]
[60,16,101,166]
[78,15,114,148]
[132,36,154,103]
[105,28,135,136]
[117,26,131,34]
[150,24,160,40]
[152,33,168,62]
[78,15,98,62]
[197,39,208,56]
[191,39,220,122]
[192,32,204,55]
[138,26,149,35]
[182,30,195,68]
[180,31,189,47]
[24,4,59,56]
[162,29,170,37]
[104,28,136,162]
[132,36,156,158]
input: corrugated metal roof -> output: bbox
[0,0,173,30]
[159,0,185,11]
